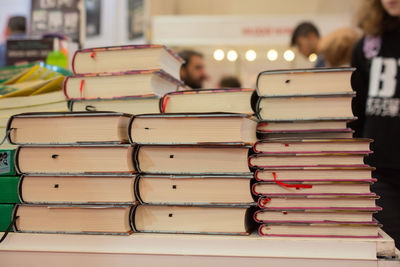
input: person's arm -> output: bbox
[349,38,369,137]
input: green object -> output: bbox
[0,204,14,231]
[0,149,15,176]
[0,63,35,84]
[46,50,68,69]
[0,176,20,204]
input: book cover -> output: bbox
[0,176,20,203]
[0,204,14,231]
[0,149,15,176]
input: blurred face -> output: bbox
[381,0,400,16]
[295,33,319,57]
[180,55,207,89]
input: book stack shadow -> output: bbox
[252,68,382,238]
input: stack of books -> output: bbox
[252,68,381,238]
[66,45,184,114]
[0,149,20,235]
[128,112,258,234]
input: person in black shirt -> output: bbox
[351,0,400,247]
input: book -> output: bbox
[15,145,135,174]
[253,139,372,154]
[248,152,370,168]
[135,174,254,205]
[0,90,66,110]
[252,181,374,195]
[0,101,69,117]
[0,149,16,175]
[254,208,379,223]
[63,70,183,100]
[13,204,133,235]
[69,95,161,114]
[72,45,183,81]
[0,204,14,231]
[255,167,374,182]
[256,68,354,97]
[19,174,136,204]
[129,113,257,145]
[256,94,354,121]
[0,176,19,203]
[257,129,354,140]
[257,195,379,209]
[256,119,353,132]
[161,88,255,114]
[132,205,255,235]
[8,112,131,145]
[135,145,251,174]
[258,221,380,238]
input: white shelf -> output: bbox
[0,229,398,267]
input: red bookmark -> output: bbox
[162,96,170,113]
[80,80,85,100]
[272,172,312,190]
[90,52,96,58]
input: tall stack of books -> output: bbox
[0,149,20,236]
[128,112,258,234]
[1,45,184,235]
[66,45,184,113]
[252,68,381,238]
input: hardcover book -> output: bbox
[256,67,354,97]
[15,145,135,174]
[135,174,255,205]
[129,113,257,145]
[63,69,183,100]
[19,174,137,204]
[8,112,131,145]
[13,204,133,235]
[161,88,255,114]
[132,204,256,235]
[72,44,183,81]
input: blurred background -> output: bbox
[1,0,362,88]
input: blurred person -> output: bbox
[317,27,361,67]
[218,76,242,88]
[0,16,27,67]
[291,22,325,67]
[351,0,400,247]
[178,49,207,89]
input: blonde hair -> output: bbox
[318,28,361,67]
[356,0,400,36]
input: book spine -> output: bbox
[62,76,71,100]
[71,50,78,74]
[127,116,136,145]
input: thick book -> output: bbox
[248,152,371,168]
[8,112,131,145]
[256,67,354,97]
[135,145,251,174]
[15,145,135,174]
[0,176,19,203]
[132,205,256,235]
[19,174,137,204]
[257,119,354,132]
[129,113,257,145]
[69,95,161,114]
[255,166,374,182]
[257,195,379,209]
[0,149,16,175]
[253,208,380,223]
[256,94,354,121]
[72,45,183,81]
[0,204,14,231]
[258,221,380,238]
[161,88,255,114]
[257,129,354,139]
[253,139,372,154]
[13,204,133,235]
[63,70,183,100]
[0,101,68,117]
[135,174,254,205]
[252,181,374,196]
